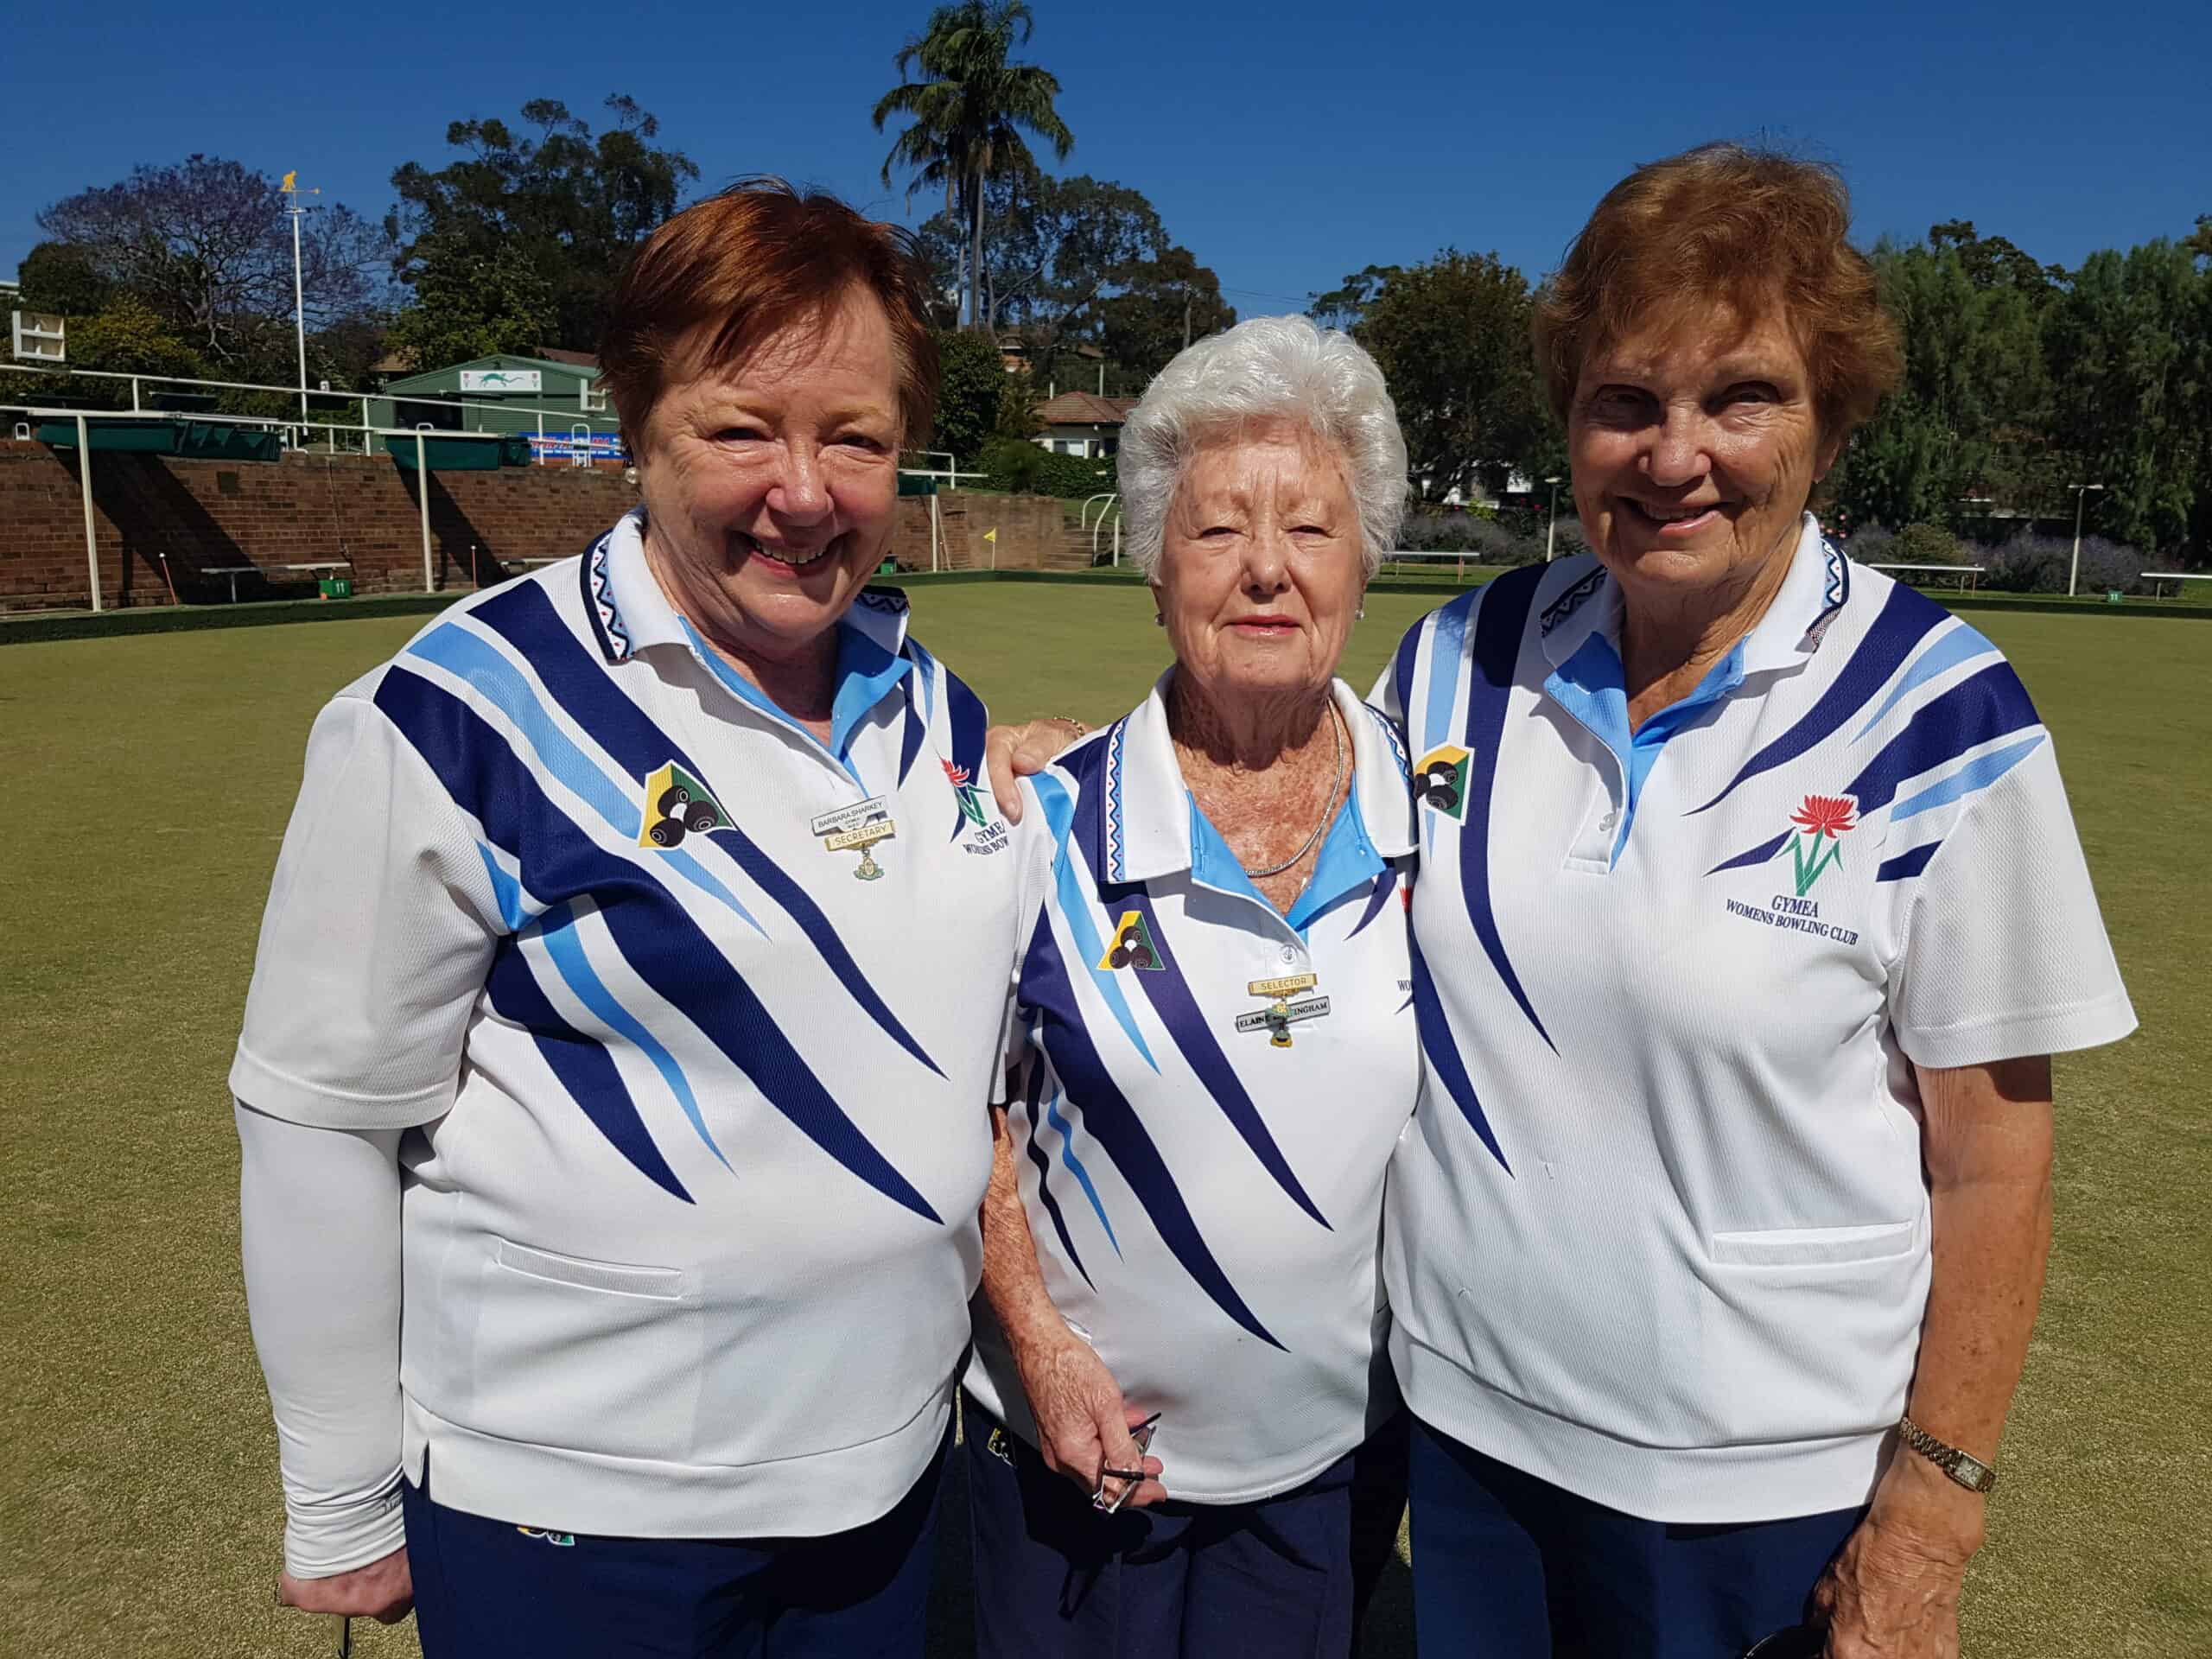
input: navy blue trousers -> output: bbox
[964,1392,1405,1658]
[401,1430,947,1659]
[1408,1417,1865,1658]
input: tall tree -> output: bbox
[1096,245,1236,385]
[1316,251,1550,503]
[389,96,697,353]
[874,1,1073,331]
[35,156,389,365]
[917,170,1164,346]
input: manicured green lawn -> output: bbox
[1,588,2202,1656]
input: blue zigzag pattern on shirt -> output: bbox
[1707,830,1793,876]
[1408,930,1510,1174]
[1346,868,1401,939]
[1020,912,1283,1348]
[896,657,928,785]
[1853,621,1999,741]
[1033,754,1159,1072]
[376,666,944,1224]
[1113,891,1331,1230]
[1705,662,2041,874]
[944,667,989,842]
[1875,841,1942,883]
[484,938,693,1203]
[537,900,729,1172]
[1363,702,1412,785]
[466,581,941,1078]
[1842,661,2040,816]
[1690,582,1950,815]
[1459,566,1555,1052]
[1016,1044,1092,1287]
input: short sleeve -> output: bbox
[1886,737,2136,1071]
[229,685,504,1128]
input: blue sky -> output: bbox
[4,0,2205,316]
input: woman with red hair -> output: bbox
[234,182,1027,1657]
[1374,145,2136,1657]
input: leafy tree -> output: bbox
[1830,238,2053,532]
[874,1,1073,331]
[929,327,1008,462]
[15,240,113,316]
[916,170,1164,346]
[1096,245,1236,386]
[389,96,697,354]
[69,293,202,378]
[1314,251,1550,504]
[385,245,556,373]
[34,156,389,365]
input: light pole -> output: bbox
[282,171,319,429]
[2067,481,2105,597]
[1543,475,1563,561]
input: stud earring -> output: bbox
[1356,606,1366,620]
[1154,613,1165,626]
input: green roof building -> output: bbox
[366,349,624,462]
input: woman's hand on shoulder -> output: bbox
[277,1543,414,1624]
[985,719,1088,822]
[1011,1329,1166,1510]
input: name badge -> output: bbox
[811,796,896,881]
[810,797,893,838]
[1235,996,1332,1048]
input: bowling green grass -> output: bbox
[2,583,2204,1658]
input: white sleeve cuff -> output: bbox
[283,1471,408,1579]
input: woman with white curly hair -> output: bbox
[962,315,1418,1656]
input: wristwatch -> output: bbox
[1897,1415,1999,1494]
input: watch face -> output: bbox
[1955,1453,1993,1490]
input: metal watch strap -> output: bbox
[1897,1415,1999,1494]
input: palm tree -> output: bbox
[874,1,1073,331]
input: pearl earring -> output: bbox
[1356,606,1366,620]
[1154,613,1165,626]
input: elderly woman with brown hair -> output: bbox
[1375,145,2135,1657]
[232,182,1024,1657]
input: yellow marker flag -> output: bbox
[984,528,998,543]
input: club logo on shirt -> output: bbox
[1784,794,1858,895]
[1098,910,1165,972]
[515,1527,576,1547]
[1719,792,1864,946]
[1414,744,1471,820]
[944,759,989,828]
[637,761,728,849]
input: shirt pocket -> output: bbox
[1709,1219,1916,1268]
[463,1236,703,1464]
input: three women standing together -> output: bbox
[238,149,2133,1659]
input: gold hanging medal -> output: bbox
[810,798,898,881]
[1236,973,1330,1048]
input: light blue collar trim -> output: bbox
[678,615,912,782]
[1545,631,1745,865]
[1185,782,1383,936]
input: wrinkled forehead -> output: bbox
[1173,417,1353,505]
[1578,290,1812,390]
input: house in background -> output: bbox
[365,349,622,461]
[1033,391,1137,459]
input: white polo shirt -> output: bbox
[963,675,1420,1503]
[1373,517,2135,1523]
[232,507,1020,1539]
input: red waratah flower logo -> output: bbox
[1785,793,1856,895]
[942,759,971,786]
[1790,795,1858,838]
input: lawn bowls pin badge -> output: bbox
[638,762,728,847]
[1237,973,1330,1047]
[810,796,898,880]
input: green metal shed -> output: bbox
[366,351,626,463]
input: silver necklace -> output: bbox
[1243,704,1346,879]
